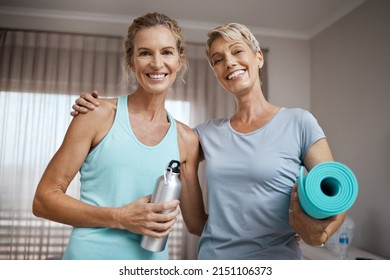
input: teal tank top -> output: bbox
[63,95,180,260]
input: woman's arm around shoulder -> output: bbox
[176,121,208,235]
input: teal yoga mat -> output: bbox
[297,161,358,219]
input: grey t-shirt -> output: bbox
[194,107,325,259]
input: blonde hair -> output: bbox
[206,23,261,67]
[122,12,188,88]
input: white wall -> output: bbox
[259,36,311,110]
[311,0,390,259]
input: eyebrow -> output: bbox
[211,41,243,58]
[136,46,176,52]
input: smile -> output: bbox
[226,70,245,80]
[147,73,167,79]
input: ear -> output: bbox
[177,55,185,72]
[127,59,135,71]
[257,50,264,69]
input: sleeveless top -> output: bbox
[63,95,180,259]
[194,108,325,259]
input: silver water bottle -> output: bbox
[140,160,182,252]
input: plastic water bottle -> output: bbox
[325,216,355,259]
[338,232,349,259]
[140,160,182,252]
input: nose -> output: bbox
[151,54,163,69]
[225,54,237,69]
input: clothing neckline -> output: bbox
[226,107,285,136]
[122,95,175,149]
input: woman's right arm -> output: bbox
[33,102,116,227]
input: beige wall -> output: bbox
[311,0,390,259]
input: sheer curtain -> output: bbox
[0,29,126,260]
[0,29,267,260]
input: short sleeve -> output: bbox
[193,121,208,140]
[300,110,326,160]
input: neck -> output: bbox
[230,91,280,133]
[128,90,168,122]
[233,89,274,122]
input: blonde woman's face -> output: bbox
[130,25,182,95]
[209,36,263,95]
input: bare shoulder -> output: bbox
[77,97,117,120]
[95,97,117,114]
[100,97,118,107]
[71,97,118,147]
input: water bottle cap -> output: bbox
[167,160,180,173]
[339,236,349,244]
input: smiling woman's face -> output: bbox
[130,25,182,95]
[209,36,263,96]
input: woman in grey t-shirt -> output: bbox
[193,22,346,259]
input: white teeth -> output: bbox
[227,70,245,80]
[148,74,165,79]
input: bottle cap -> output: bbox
[339,236,349,244]
[168,160,180,173]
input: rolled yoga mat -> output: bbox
[297,161,358,219]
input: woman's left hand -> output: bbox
[288,183,335,246]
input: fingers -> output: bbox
[291,182,298,192]
[72,103,89,113]
[140,194,152,203]
[144,200,180,221]
[91,90,99,99]
[70,110,78,117]
[75,97,96,111]
[80,91,100,107]
[289,183,301,229]
[153,199,180,213]
[141,223,175,238]
[143,215,179,238]
[119,196,180,237]
[289,183,298,213]
[141,200,180,237]
[70,91,100,116]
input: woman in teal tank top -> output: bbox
[32,12,207,260]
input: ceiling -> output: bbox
[0,0,366,40]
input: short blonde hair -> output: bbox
[206,23,261,66]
